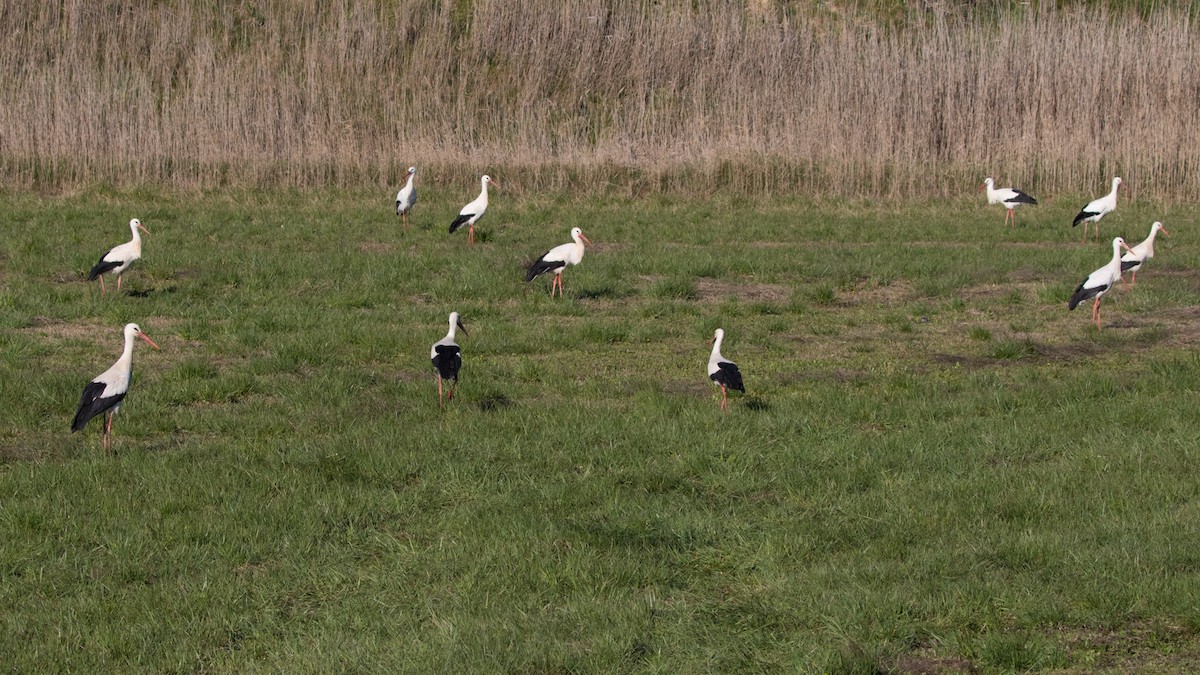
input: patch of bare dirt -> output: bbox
[838,279,914,306]
[19,317,109,340]
[1007,266,1052,283]
[660,379,711,398]
[1052,622,1200,672]
[358,241,395,253]
[695,278,790,302]
[890,653,978,674]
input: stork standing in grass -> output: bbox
[525,227,591,298]
[1073,177,1124,243]
[981,177,1038,227]
[431,312,466,410]
[88,218,149,294]
[71,323,160,451]
[395,166,417,228]
[449,175,498,244]
[1069,237,1134,329]
[707,328,744,413]
[1121,221,1169,285]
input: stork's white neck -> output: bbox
[709,331,726,363]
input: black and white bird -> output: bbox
[1073,177,1124,243]
[707,328,744,413]
[88,218,150,294]
[1068,237,1134,329]
[395,166,418,227]
[525,227,591,298]
[449,175,498,245]
[1120,221,1169,286]
[981,177,1038,227]
[71,322,160,451]
[430,312,467,409]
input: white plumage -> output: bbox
[88,218,150,294]
[707,328,744,413]
[71,323,160,451]
[981,177,1038,227]
[1120,221,1169,285]
[1068,237,1134,329]
[449,175,498,244]
[430,312,466,409]
[1072,177,1124,243]
[525,227,591,298]
[395,166,418,227]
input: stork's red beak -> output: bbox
[137,222,151,235]
[1160,226,1170,237]
[580,233,592,245]
[138,332,160,349]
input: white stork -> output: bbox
[88,218,149,294]
[707,328,745,413]
[1069,237,1134,329]
[449,175,498,245]
[431,312,466,409]
[1120,221,1169,285]
[525,227,591,298]
[1073,177,1124,243]
[395,166,418,227]
[981,177,1038,227]
[71,322,160,451]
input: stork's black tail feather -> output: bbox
[87,259,121,280]
[449,214,472,233]
[1067,282,1102,310]
[525,257,564,282]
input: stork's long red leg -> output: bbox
[117,275,122,292]
[468,225,474,245]
[438,377,444,410]
[100,276,107,295]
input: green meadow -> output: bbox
[3,187,1200,672]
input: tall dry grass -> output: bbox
[1,1,1198,197]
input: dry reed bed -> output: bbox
[1,1,1197,196]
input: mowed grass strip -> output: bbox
[2,189,1200,671]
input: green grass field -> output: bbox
[3,186,1200,672]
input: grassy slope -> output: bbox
[2,186,1200,671]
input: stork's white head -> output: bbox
[1112,237,1132,255]
[124,323,160,349]
[482,175,498,189]
[448,311,467,336]
[1152,221,1169,237]
[571,227,592,246]
[407,166,417,175]
[708,328,725,348]
[980,177,994,191]
[1114,176,1125,191]
[129,218,149,236]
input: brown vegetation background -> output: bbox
[1,1,1197,197]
